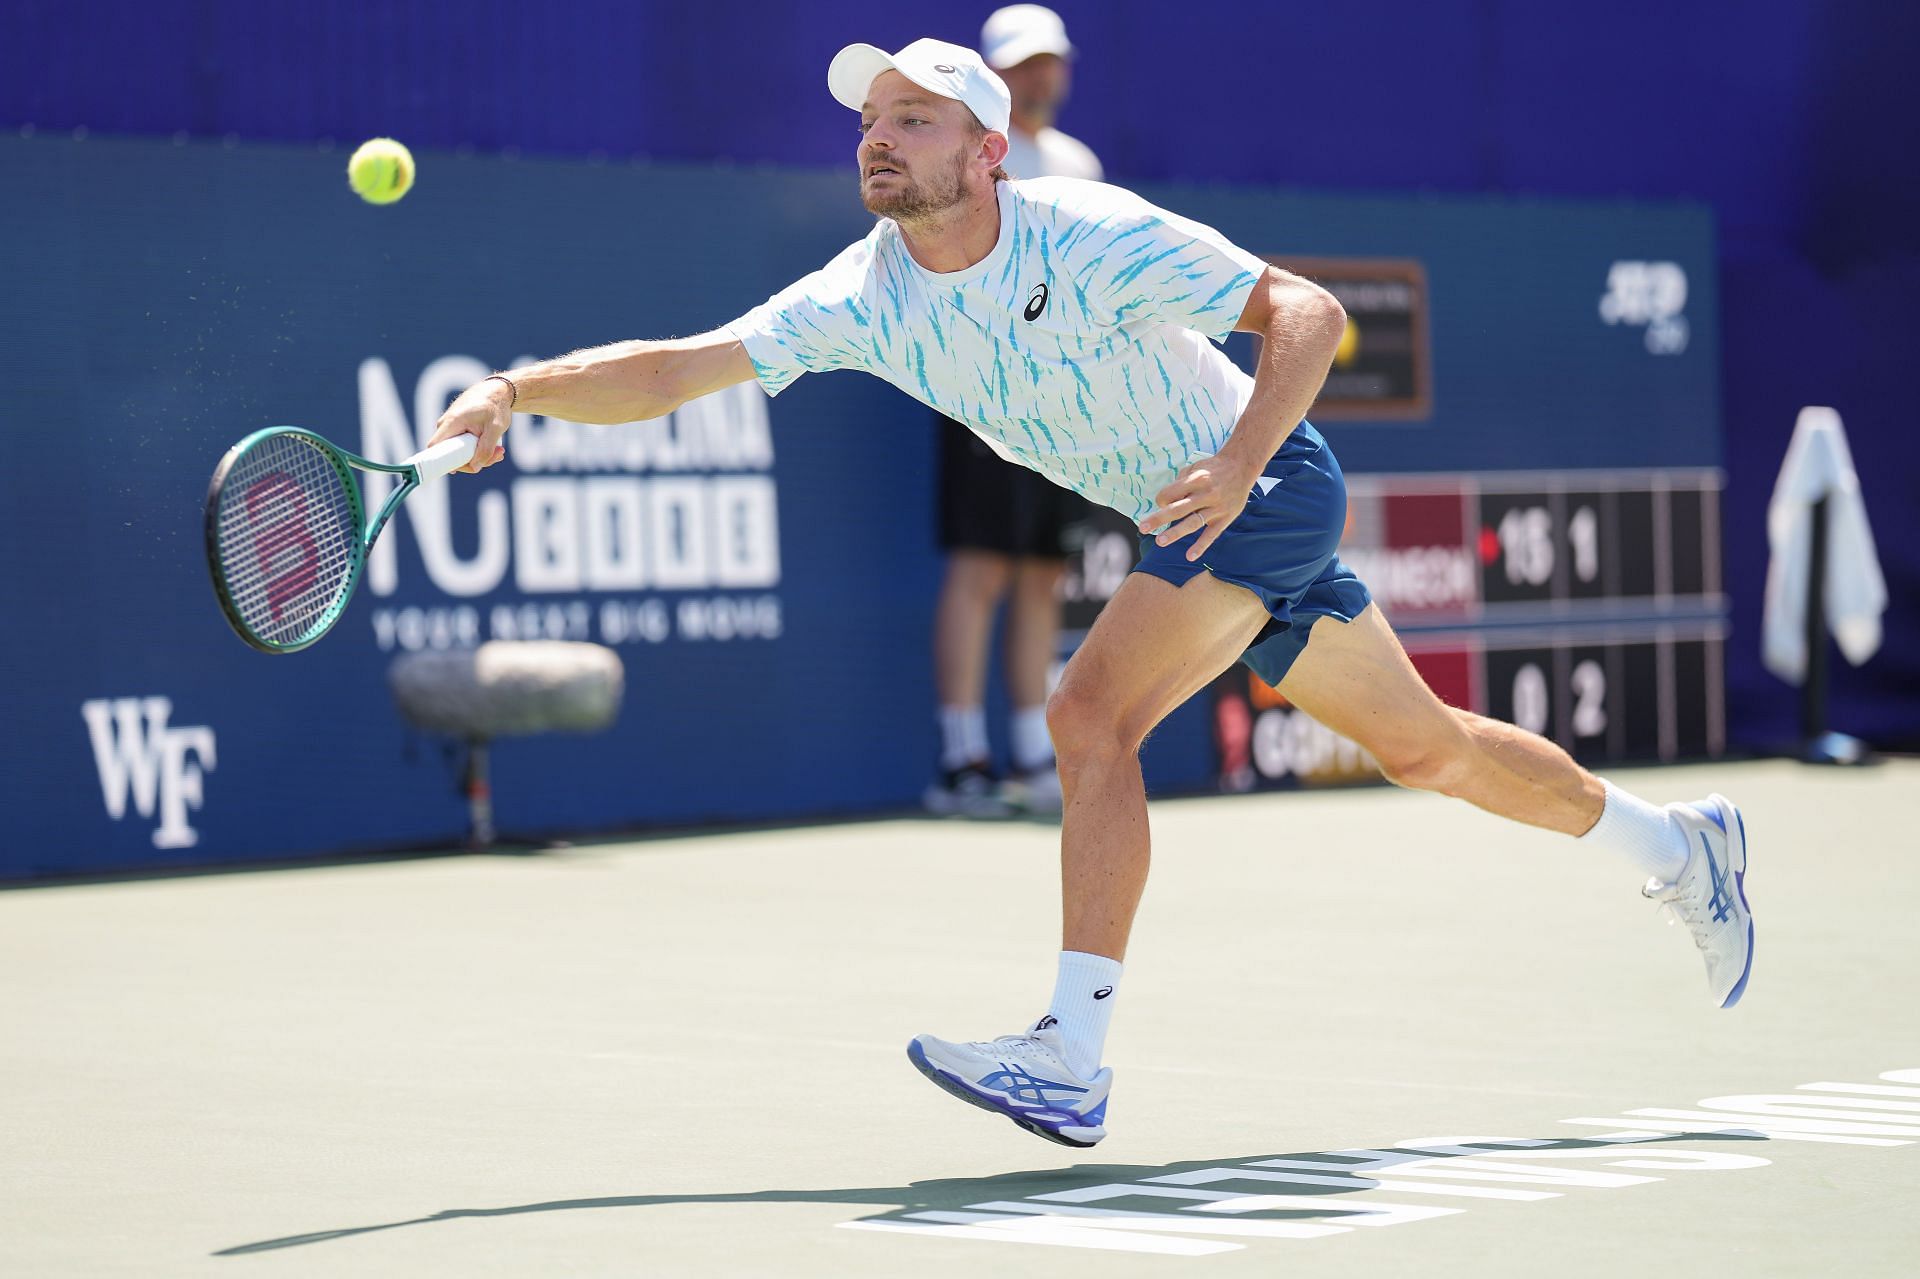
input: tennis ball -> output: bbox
[1333,315,1361,367]
[347,137,415,205]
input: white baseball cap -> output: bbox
[828,37,1012,135]
[980,4,1074,70]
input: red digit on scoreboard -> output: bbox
[244,471,320,622]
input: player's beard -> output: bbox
[860,145,969,225]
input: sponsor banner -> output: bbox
[356,359,784,654]
[80,699,218,850]
[1340,486,1478,622]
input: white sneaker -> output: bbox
[923,762,1013,818]
[1644,793,1754,1008]
[907,1019,1111,1147]
[1000,765,1063,815]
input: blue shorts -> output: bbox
[1133,421,1373,686]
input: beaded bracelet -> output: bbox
[483,373,518,407]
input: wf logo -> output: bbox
[80,698,217,849]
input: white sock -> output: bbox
[1039,950,1122,1077]
[938,705,988,770]
[1582,780,1689,881]
[1010,705,1053,773]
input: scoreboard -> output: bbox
[1062,468,1727,792]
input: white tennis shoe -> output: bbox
[1001,765,1064,815]
[1644,793,1754,1008]
[923,761,1014,818]
[907,1019,1111,1147]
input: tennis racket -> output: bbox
[204,427,477,653]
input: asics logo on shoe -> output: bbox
[1035,1015,1059,1031]
[981,1065,1088,1108]
[1093,987,1113,1000]
[1702,833,1735,923]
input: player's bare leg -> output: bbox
[1046,571,1270,959]
[908,569,1266,1147]
[1280,602,1754,1007]
[928,549,1013,815]
[1002,557,1069,810]
[1275,603,1602,834]
[1004,559,1064,709]
[912,584,1752,1149]
[932,550,1012,708]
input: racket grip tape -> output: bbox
[408,435,481,482]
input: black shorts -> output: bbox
[937,414,1092,558]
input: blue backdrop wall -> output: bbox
[10,0,1911,751]
[4,4,1914,875]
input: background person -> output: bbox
[925,4,1103,818]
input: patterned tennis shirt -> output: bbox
[725,177,1269,522]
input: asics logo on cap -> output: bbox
[828,38,1014,134]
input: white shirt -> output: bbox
[1003,124,1103,183]
[725,178,1269,521]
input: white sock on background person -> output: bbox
[938,705,989,771]
[1581,780,1690,881]
[1010,705,1053,774]
[1042,950,1122,1077]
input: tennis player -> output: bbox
[427,37,1755,1149]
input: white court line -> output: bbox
[587,1037,1593,1102]
[586,1029,900,1058]
[1127,1063,1595,1101]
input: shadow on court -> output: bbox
[213,1130,1767,1257]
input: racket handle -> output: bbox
[408,435,481,483]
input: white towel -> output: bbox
[1762,406,1888,685]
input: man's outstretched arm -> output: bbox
[427,329,758,473]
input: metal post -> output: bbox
[464,737,495,847]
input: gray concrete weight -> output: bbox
[387,641,623,739]
[387,641,624,844]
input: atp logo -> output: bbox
[1598,260,1689,355]
[80,698,218,849]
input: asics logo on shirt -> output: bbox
[1024,283,1049,321]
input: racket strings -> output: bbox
[214,435,361,646]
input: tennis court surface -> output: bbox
[4,757,1916,1277]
